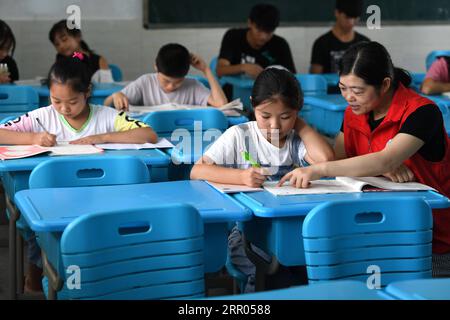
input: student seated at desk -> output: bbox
[49,19,113,83]
[0,20,19,83]
[310,0,369,74]
[0,52,156,146]
[191,68,333,292]
[421,56,450,95]
[0,52,156,292]
[279,42,450,278]
[105,43,227,111]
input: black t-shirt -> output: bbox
[219,28,296,73]
[0,55,19,82]
[311,30,370,73]
[341,104,446,162]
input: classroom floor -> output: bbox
[0,225,9,300]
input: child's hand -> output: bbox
[70,134,105,145]
[112,92,129,111]
[382,164,415,183]
[240,167,267,187]
[277,166,323,188]
[242,64,264,79]
[190,54,207,73]
[33,132,56,147]
[0,73,11,83]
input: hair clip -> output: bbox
[72,52,84,60]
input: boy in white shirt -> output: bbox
[105,43,227,110]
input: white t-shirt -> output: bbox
[1,105,147,142]
[121,73,210,106]
[204,121,307,179]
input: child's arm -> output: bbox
[70,127,157,145]
[190,54,228,107]
[278,133,423,188]
[0,129,56,146]
[104,92,129,110]
[295,118,334,164]
[190,156,267,187]
[421,78,450,95]
[333,132,347,160]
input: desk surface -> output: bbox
[214,280,391,300]
[234,190,450,218]
[0,149,170,172]
[385,278,450,300]
[15,180,252,232]
[304,94,348,111]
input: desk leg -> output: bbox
[243,236,279,292]
[16,233,24,294]
[6,195,18,300]
[42,250,63,300]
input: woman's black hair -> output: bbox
[47,54,91,94]
[339,41,411,90]
[0,20,16,56]
[251,67,303,111]
[49,19,94,55]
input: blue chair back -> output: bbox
[187,75,210,89]
[303,198,433,287]
[425,50,450,70]
[109,64,123,82]
[142,108,228,140]
[0,115,18,124]
[0,85,39,119]
[295,74,328,96]
[60,204,205,299]
[29,156,150,189]
[209,56,225,86]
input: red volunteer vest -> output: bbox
[343,83,450,254]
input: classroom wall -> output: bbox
[2,0,450,80]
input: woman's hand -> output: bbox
[277,165,324,188]
[382,164,415,183]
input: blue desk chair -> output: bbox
[108,64,123,82]
[26,156,150,299]
[210,56,225,86]
[0,115,17,124]
[425,50,450,71]
[0,85,39,119]
[295,74,328,96]
[142,109,228,180]
[303,198,433,287]
[58,204,204,299]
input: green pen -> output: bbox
[241,151,260,168]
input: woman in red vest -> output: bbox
[279,41,450,277]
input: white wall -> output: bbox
[2,0,450,80]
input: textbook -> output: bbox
[0,144,103,160]
[263,176,436,196]
[128,99,244,117]
[206,181,263,194]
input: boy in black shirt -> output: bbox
[217,4,296,79]
[310,0,370,74]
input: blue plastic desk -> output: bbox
[233,190,450,267]
[212,280,392,300]
[0,149,171,198]
[30,83,124,107]
[302,94,348,136]
[14,180,252,274]
[385,278,450,300]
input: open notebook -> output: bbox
[263,176,436,196]
[0,144,103,160]
[206,181,263,194]
[128,99,244,117]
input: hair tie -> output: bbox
[72,52,84,60]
